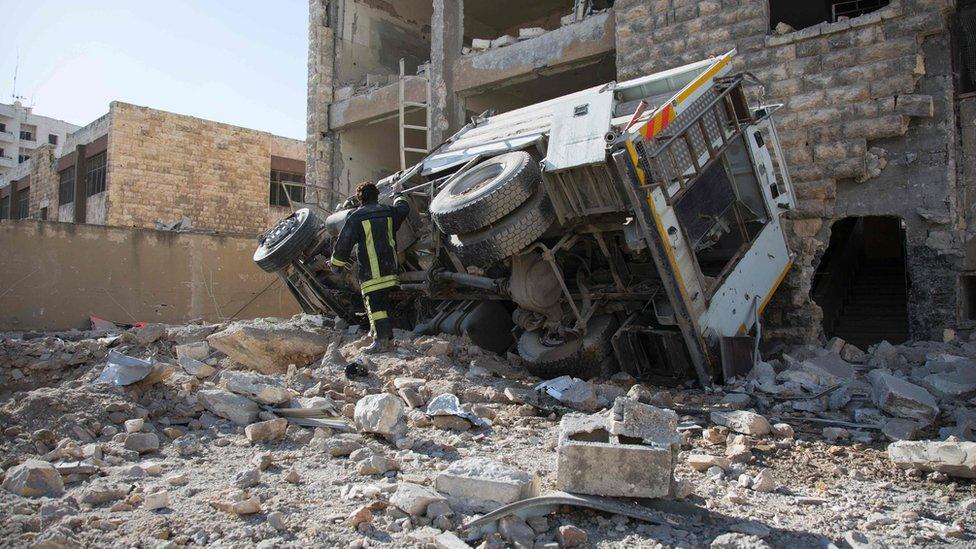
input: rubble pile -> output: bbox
[0,317,975,547]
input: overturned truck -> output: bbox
[255,51,796,386]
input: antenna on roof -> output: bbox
[11,52,27,104]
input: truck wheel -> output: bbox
[518,316,618,379]
[446,186,555,267]
[430,151,540,235]
[254,208,320,273]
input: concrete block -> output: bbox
[710,410,771,436]
[434,457,539,513]
[922,368,976,401]
[870,372,939,424]
[888,440,976,478]
[471,38,491,51]
[518,27,546,40]
[556,413,673,498]
[610,397,681,447]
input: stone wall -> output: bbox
[307,0,338,207]
[27,145,58,220]
[613,0,959,343]
[105,102,304,235]
[0,220,299,331]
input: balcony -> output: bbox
[0,130,14,143]
[0,155,14,168]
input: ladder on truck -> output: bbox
[636,76,754,204]
[398,58,432,171]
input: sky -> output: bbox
[0,1,309,139]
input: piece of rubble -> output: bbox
[144,490,170,510]
[841,344,867,363]
[922,368,976,401]
[711,532,772,548]
[211,492,262,515]
[470,38,491,51]
[720,393,752,409]
[869,371,939,424]
[610,397,681,447]
[490,35,516,48]
[536,376,599,411]
[822,427,850,444]
[888,439,976,478]
[770,423,794,439]
[221,370,291,405]
[95,351,155,386]
[176,341,210,361]
[2,460,65,497]
[499,515,534,547]
[751,469,777,493]
[390,482,446,516]
[518,27,546,40]
[207,321,332,374]
[310,435,363,457]
[426,393,486,428]
[434,532,469,549]
[198,389,261,425]
[435,457,540,513]
[123,432,160,454]
[882,418,919,441]
[245,418,288,443]
[688,454,731,472]
[357,454,398,475]
[354,393,406,437]
[179,356,216,378]
[557,410,676,498]
[710,410,771,436]
[124,418,144,433]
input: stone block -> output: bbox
[207,321,332,374]
[556,413,673,498]
[175,341,210,361]
[710,410,771,436]
[245,418,288,443]
[354,393,406,437]
[434,457,539,513]
[221,370,291,405]
[198,389,261,426]
[2,460,64,497]
[888,440,976,478]
[390,482,446,516]
[922,368,976,401]
[870,372,939,424]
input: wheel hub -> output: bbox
[264,216,298,248]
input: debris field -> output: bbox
[1,316,975,548]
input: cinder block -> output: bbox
[434,457,539,513]
[557,413,674,498]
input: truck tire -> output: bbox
[446,186,555,267]
[254,208,320,273]
[430,151,540,235]
[518,315,618,379]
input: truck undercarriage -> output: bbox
[254,51,796,386]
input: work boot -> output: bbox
[363,338,392,355]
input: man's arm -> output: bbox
[330,215,357,268]
[391,194,411,231]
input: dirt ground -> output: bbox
[0,316,973,548]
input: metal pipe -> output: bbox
[433,271,505,293]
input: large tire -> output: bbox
[430,151,540,235]
[254,208,320,273]
[519,315,618,379]
[446,186,555,267]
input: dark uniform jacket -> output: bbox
[330,196,410,294]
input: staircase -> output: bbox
[831,258,909,349]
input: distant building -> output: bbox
[0,101,306,235]
[0,101,79,187]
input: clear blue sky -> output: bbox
[0,1,308,139]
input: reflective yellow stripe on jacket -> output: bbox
[361,274,399,294]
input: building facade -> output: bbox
[0,101,79,187]
[306,0,976,346]
[0,102,306,235]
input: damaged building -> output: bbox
[0,102,306,235]
[305,0,976,348]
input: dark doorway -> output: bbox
[811,216,910,348]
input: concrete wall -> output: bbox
[0,220,299,331]
[613,0,959,342]
[335,0,432,86]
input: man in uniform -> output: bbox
[328,181,410,354]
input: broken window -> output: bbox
[58,168,75,205]
[334,0,432,87]
[48,133,58,146]
[768,0,890,32]
[16,187,29,219]
[85,152,106,196]
[957,0,976,95]
[811,216,909,347]
[269,170,305,208]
